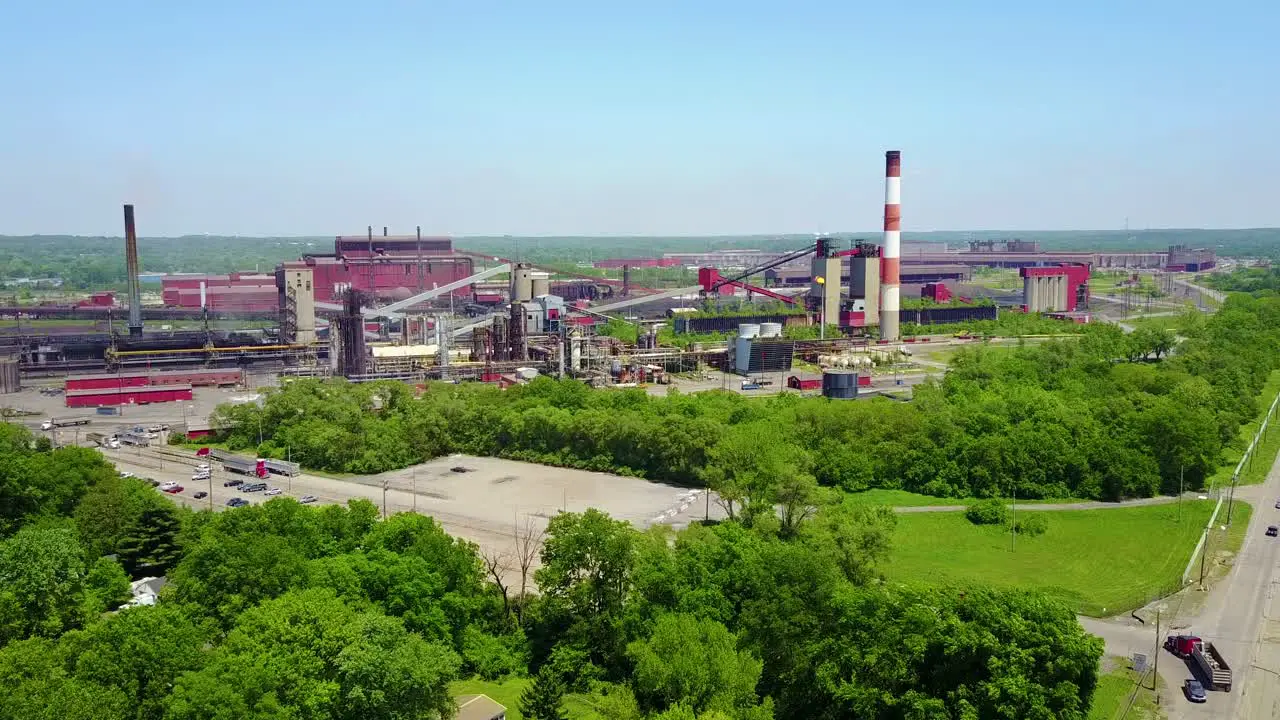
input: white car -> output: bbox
[191,472,210,481]
[264,488,282,496]
[299,495,318,504]
[159,481,178,491]
[194,463,210,472]
[118,471,135,479]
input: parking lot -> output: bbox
[104,445,707,583]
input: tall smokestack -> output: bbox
[879,151,901,341]
[123,204,143,337]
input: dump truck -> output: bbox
[1165,635,1231,691]
[40,417,90,431]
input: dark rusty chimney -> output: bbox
[123,204,143,337]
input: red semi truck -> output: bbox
[1165,635,1232,691]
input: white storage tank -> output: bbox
[760,322,783,338]
[738,323,761,339]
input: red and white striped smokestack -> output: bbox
[879,150,902,341]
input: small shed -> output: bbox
[454,694,506,720]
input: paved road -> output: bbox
[1079,452,1280,719]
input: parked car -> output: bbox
[159,481,178,491]
[1274,499,1279,509]
[193,491,208,500]
[1267,525,1278,537]
[223,478,244,487]
[192,472,210,481]
[195,463,210,472]
[1184,679,1207,703]
[225,497,249,508]
[299,495,318,504]
[118,471,134,479]
[163,485,184,494]
[264,488,282,497]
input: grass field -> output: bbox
[1086,660,1163,720]
[451,677,604,719]
[884,501,1217,616]
[1208,370,1280,487]
[1125,314,1186,333]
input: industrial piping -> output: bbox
[123,204,144,338]
[879,150,902,341]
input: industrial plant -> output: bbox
[0,150,1216,405]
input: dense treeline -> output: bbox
[215,294,1280,501]
[0,414,1104,719]
[0,236,319,290]
[1206,266,1280,293]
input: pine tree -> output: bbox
[116,506,182,576]
[519,668,567,720]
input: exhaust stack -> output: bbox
[123,204,143,337]
[879,151,901,341]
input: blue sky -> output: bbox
[2,0,1276,236]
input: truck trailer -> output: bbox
[1165,635,1232,691]
[263,459,300,477]
[221,455,268,479]
[40,417,91,430]
[85,432,120,449]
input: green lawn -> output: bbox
[1126,315,1185,333]
[450,678,604,720]
[1208,369,1280,487]
[884,500,1218,616]
[1087,661,1163,720]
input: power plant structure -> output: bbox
[9,148,1218,398]
[880,150,902,342]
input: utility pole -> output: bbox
[1199,527,1211,586]
[382,478,388,519]
[1010,483,1017,553]
[1153,607,1162,696]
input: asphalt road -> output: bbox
[1080,457,1280,719]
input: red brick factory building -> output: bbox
[161,234,475,311]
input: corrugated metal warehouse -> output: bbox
[65,369,243,392]
[65,384,194,408]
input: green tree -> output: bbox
[0,525,106,645]
[115,505,184,577]
[628,613,765,716]
[0,637,130,720]
[518,667,568,720]
[164,588,460,720]
[59,604,212,720]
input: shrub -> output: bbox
[1012,514,1048,537]
[965,499,1010,526]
